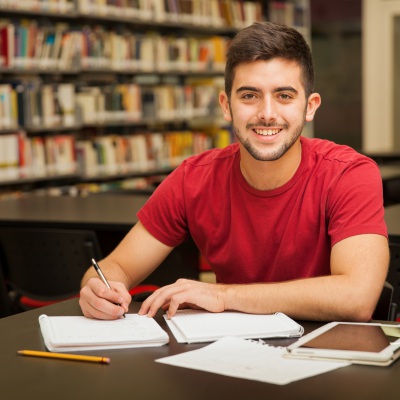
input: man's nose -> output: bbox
[257,98,278,122]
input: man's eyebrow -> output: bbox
[235,86,299,94]
[274,86,298,94]
[235,86,261,94]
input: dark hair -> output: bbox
[225,22,315,98]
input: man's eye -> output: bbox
[242,93,256,100]
[279,93,291,100]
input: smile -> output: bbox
[254,128,281,136]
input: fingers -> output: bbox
[166,293,194,318]
[138,282,178,318]
[138,280,188,318]
[80,278,130,320]
[138,279,225,318]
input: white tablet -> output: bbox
[285,321,400,366]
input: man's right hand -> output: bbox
[79,277,131,320]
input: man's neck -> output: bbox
[239,140,302,191]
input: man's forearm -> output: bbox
[222,235,389,322]
[80,258,131,289]
[222,275,381,322]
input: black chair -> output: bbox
[0,263,13,318]
[387,240,400,317]
[0,227,102,311]
[0,226,180,311]
[372,281,397,321]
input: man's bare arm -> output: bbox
[140,234,389,322]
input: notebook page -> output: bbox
[166,310,302,343]
[39,314,168,346]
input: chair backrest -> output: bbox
[372,281,397,321]
[387,240,400,316]
[0,262,12,318]
[0,227,102,301]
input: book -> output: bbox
[1,133,19,180]
[38,314,169,352]
[0,22,12,67]
[164,310,304,344]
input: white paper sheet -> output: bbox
[156,336,350,385]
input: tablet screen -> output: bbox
[300,324,400,353]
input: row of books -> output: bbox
[0,19,230,72]
[65,176,156,197]
[0,0,73,13]
[76,131,212,177]
[0,77,224,130]
[268,1,310,38]
[0,131,76,181]
[0,129,222,182]
[79,28,229,72]
[78,0,263,29]
[0,0,263,29]
[0,175,156,198]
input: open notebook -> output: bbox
[39,314,169,352]
[164,310,304,344]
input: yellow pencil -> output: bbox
[17,350,110,364]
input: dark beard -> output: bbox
[232,121,305,161]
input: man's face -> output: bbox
[220,58,320,162]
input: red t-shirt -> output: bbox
[138,137,387,284]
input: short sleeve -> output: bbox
[137,163,190,247]
[327,158,387,246]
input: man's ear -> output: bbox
[219,91,232,122]
[305,93,321,122]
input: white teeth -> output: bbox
[255,129,280,136]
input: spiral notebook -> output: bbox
[164,310,304,343]
[38,314,169,352]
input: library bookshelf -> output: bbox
[0,0,310,198]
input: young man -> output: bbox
[80,22,389,322]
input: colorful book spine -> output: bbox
[76,130,212,177]
[0,130,77,181]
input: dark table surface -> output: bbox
[1,299,400,400]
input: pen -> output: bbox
[17,350,110,364]
[91,258,126,318]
